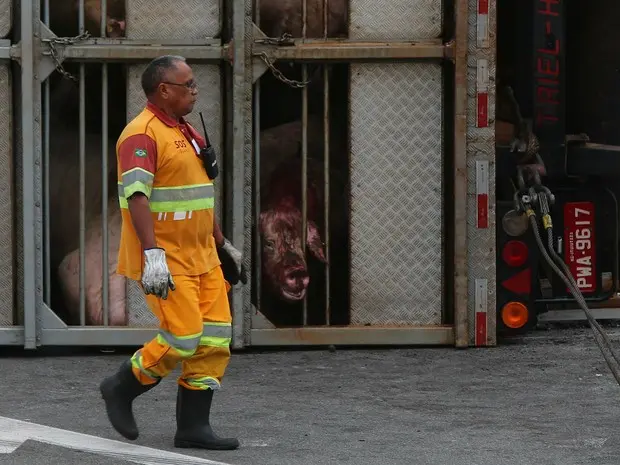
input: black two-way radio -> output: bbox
[198,111,219,179]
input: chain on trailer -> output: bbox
[513,160,620,386]
[41,32,92,82]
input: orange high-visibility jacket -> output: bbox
[115,102,220,281]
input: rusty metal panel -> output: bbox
[0,0,11,39]
[466,0,497,346]
[349,0,442,41]
[126,0,221,39]
[124,63,223,327]
[349,62,443,326]
[0,64,13,326]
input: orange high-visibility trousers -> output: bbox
[130,265,233,391]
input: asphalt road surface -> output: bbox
[1,326,620,465]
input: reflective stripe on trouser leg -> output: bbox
[180,266,233,391]
[130,275,204,386]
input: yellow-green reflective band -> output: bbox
[156,331,201,358]
[122,167,154,186]
[200,336,232,348]
[122,180,152,201]
[185,376,221,390]
[118,195,214,213]
[200,323,232,347]
[118,183,215,213]
[150,184,214,202]
[149,197,214,213]
[130,350,160,381]
[149,184,214,213]
[202,323,232,338]
[121,168,154,200]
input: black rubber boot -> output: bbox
[174,385,240,450]
[99,360,159,440]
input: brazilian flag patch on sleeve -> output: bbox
[134,148,147,158]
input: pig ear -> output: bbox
[307,221,327,263]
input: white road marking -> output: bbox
[0,416,234,465]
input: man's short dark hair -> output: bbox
[141,55,187,96]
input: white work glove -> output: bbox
[141,248,176,300]
[217,238,247,285]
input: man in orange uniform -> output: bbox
[99,55,244,451]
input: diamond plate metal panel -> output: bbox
[0,65,13,326]
[125,64,223,327]
[240,0,254,348]
[13,63,23,326]
[0,0,11,39]
[349,0,442,41]
[127,280,158,327]
[349,63,443,326]
[126,0,220,39]
[465,0,497,346]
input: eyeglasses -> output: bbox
[162,80,197,90]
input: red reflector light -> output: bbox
[501,268,531,295]
[502,240,528,267]
[501,302,529,329]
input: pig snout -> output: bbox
[284,267,310,293]
[279,253,310,301]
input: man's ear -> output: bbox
[307,221,327,263]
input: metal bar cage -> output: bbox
[0,0,496,349]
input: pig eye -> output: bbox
[264,240,275,250]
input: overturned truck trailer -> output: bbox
[0,0,498,349]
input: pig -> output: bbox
[57,197,128,326]
[259,0,348,38]
[48,121,118,269]
[259,157,328,303]
[255,117,350,326]
[81,0,126,37]
[47,119,119,324]
[46,0,126,38]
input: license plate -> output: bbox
[563,201,596,294]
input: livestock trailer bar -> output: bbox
[0,0,497,350]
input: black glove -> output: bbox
[217,238,247,285]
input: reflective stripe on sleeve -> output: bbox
[200,322,232,348]
[156,329,202,358]
[121,167,154,199]
[118,182,214,213]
